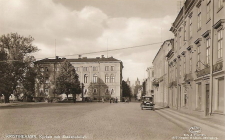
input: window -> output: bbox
[189,58,192,72]
[44,89,49,95]
[189,17,192,38]
[40,67,44,72]
[105,66,109,71]
[218,29,223,59]
[197,5,201,30]
[105,89,109,94]
[197,45,201,69]
[84,89,88,95]
[93,88,97,94]
[111,66,114,71]
[105,74,109,83]
[93,74,98,83]
[183,57,186,75]
[110,74,115,83]
[75,67,79,71]
[45,77,49,83]
[207,2,211,21]
[93,66,98,71]
[179,35,182,48]
[206,38,211,64]
[83,67,88,71]
[175,67,177,78]
[111,89,114,95]
[218,0,223,9]
[179,61,182,76]
[84,74,88,83]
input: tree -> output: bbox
[56,60,81,102]
[122,80,132,98]
[0,33,38,103]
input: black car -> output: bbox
[140,96,155,111]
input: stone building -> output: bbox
[34,57,67,98]
[170,0,224,115]
[146,67,154,97]
[152,39,174,107]
[67,55,123,101]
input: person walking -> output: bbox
[102,97,104,103]
[110,98,112,104]
[115,97,118,103]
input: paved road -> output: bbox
[0,102,224,140]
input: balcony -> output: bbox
[213,61,223,73]
[184,73,194,81]
[196,67,210,78]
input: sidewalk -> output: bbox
[155,105,225,127]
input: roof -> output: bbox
[152,39,174,63]
[34,58,66,64]
[67,57,121,63]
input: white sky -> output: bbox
[0,0,178,85]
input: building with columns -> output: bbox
[169,0,224,115]
[68,55,123,101]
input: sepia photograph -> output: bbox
[0,0,224,140]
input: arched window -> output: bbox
[84,89,88,95]
[105,88,109,94]
[110,74,115,83]
[105,74,109,83]
[93,74,98,83]
[84,74,88,83]
[111,89,114,95]
[93,88,97,94]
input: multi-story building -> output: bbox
[146,67,154,97]
[152,39,174,107]
[34,57,67,98]
[67,55,123,101]
[170,0,224,115]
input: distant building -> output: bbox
[126,78,131,86]
[146,67,154,97]
[152,39,174,107]
[67,55,123,101]
[135,78,140,86]
[34,57,67,98]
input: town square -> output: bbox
[0,0,224,140]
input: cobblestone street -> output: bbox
[0,102,224,140]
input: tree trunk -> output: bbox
[66,94,69,101]
[4,94,10,103]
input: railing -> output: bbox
[196,67,210,78]
[213,61,223,73]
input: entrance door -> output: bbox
[197,84,202,110]
[218,79,224,112]
[206,84,210,116]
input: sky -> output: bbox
[0,0,179,85]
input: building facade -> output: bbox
[34,57,67,98]
[68,55,123,101]
[170,0,224,115]
[152,39,174,107]
[146,67,154,97]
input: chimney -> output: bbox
[56,56,59,59]
[101,55,104,58]
[78,55,82,58]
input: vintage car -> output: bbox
[140,96,155,110]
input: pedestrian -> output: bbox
[115,97,118,103]
[102,97,104,103]
[110,98,112,104]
